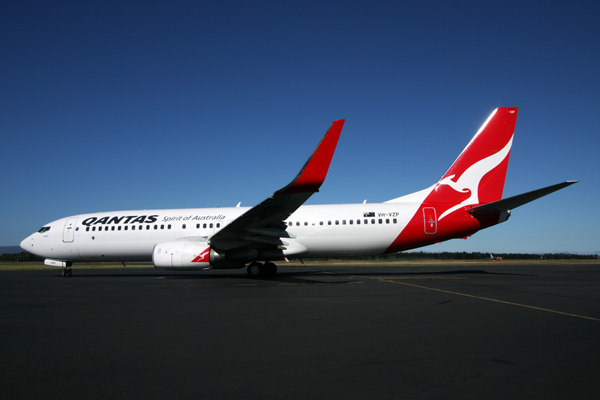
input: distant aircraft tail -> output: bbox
[429,107,518,220]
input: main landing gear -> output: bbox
[62,267,72,277]
[246,261,278,278]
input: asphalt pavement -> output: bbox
[1,263,599,399]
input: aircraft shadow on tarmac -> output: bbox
[51,267,533,283]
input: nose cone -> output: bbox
[20,234,33,252]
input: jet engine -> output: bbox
[152,240,227,270]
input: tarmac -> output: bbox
[1,263,599,399]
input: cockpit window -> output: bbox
[37,226,51,233]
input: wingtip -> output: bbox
[276,119,344,195]
[331,119,346,128]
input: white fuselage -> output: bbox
[20,199,424,264]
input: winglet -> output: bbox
[276,119,345,194]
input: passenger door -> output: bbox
[63,217,78,243]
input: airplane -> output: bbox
[21,107,578,277]
[490,254,503,261]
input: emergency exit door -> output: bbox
[423,207,437,235]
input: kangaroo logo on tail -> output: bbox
[426,107,518,221]
[437,135,513,220]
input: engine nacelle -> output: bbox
[153,240,224,270]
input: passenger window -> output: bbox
[335,220,339,225]
[378,219,383,224]
[328,221,332,225]
[124,226,128,231]
[393,218,397,224]
[342,220,346,225]
[357,220,360,224]
[209,223,213,228]
[319,221,323,225]
[161,225,164,229]
[217,223,221,228]
[132,226,135,231]
[196,224,200,229]
[182,224,186,229]
[154,225,158,230]
[304,222,308,226]
[118,226,121,231]
[146,225,150,230]
[168,224,171,229]
[386,219,390,224]
[349,220,353,225]
[364,219,368,224]
[86,227,90,232]
[371,219,375,224]
[203,223,207,229]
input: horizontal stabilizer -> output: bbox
[466,181,579,216]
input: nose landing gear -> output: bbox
[61,267,72,277]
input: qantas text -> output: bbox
[82,215,159,226]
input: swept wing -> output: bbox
[209,120,345,252]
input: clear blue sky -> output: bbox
[2,0,598,254]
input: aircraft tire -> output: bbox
[247,262,263,278]
[263,262,277,277]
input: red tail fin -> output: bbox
[431,107,517,219]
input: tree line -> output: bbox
[359,251,598,260]
[0,252,44,262]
